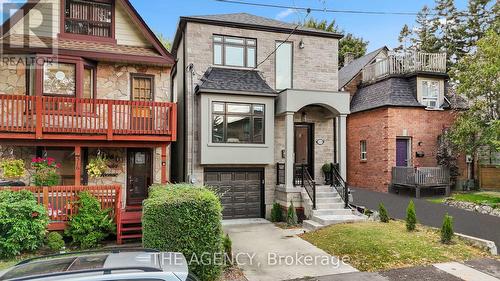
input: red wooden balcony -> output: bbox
[0,95,177,142]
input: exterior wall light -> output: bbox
[299,39,305,49]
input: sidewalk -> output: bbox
[288,258,500,281]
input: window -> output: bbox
[422,80,440,108]
[275,41,293,89]
[213,35,256,67]
[131,74,154,101]
[83,67,94,99]
[43,62,76,96]
[64,0,113,38]
[212,102,265,144]
[360,140,367,161]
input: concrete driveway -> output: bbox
[223,219,357,281]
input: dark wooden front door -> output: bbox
[396,139,409,167]
[126,148,152,206]
[295,123,314,176]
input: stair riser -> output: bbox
[316,203,344,209]
[313,209,353,216]
[316,197,343,203]
[315,193,340,198]
[312,216,365,225]
[303,220,322,231]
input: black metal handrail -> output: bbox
[295,164,316,209]
[330,163,349,208]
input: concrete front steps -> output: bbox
[302,185,365,230]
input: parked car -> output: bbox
[0,249,197,281]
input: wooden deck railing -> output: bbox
[391,166,450,187]
[6,185,122,230]
[0,95,177,140]
[362,52,447,83]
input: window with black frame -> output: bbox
[212,102,265,144]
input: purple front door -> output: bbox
[396,139,409,167]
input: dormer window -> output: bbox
[421,80,440,108]
[64,0,113,39]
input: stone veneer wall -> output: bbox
[0,63,26,95]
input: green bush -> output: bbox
[31,157,60,187]
[143,184,223,281]
[0,190,48,258]
[65,191,115,249]
[270,202,283,222]
[406,200,417,231]
[223,233,232,266]
[46,232,65,252]
[441,214,454,244]
[287,201,298,226]
[378,203,389,223]
[0,158,26,179]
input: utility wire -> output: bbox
[214,0,476,17]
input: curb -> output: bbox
[456,232,498,255]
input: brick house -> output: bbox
[341,47,467,193]
[0,0,176,243]
[171,13,360,224]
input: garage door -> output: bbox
[204,169,263,219]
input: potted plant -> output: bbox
[86,155,108,179]
[31,157,60,187]
[321,163,333,185]
[0,158,26,185]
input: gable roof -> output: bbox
[172,12,343,53]
[350,77,424,113]
[196,67,276,96]
[338,46,388,90]
[1,0,174,65]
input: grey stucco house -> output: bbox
[171,13,356,222]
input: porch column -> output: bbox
[161,144,168,184]
[74,145,81,186]
[336,114,347,179]
[285,112,295,188]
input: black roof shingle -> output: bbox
[196,67,276,95]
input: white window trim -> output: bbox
[421,80,440,109]
[360,140,367,161]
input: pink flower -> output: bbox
[56,163,61,168]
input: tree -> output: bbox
[156,32,172,51]
[448,26,499,165]
[406,200,417,231]
[302,18,368,68]
[465,0,496,52]
[396,24,412,51]
[413,5,439,53]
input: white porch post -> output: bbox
[285,112,295,188]
[336,114,347,179]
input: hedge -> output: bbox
[142,184,223,281]
[0,190,48,258]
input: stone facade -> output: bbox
[347,106,467,192]
[0,63,26,95]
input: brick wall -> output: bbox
[347,107,466,192]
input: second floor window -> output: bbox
[421,80,439,108]
[213,35,256,68]
[64,0,113,38]
[360,140,367,161]
[275,41,293,89]
[43,62,76,96]
[212,102,265,144]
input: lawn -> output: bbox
[429,191,500,208]
[301,221,489,272]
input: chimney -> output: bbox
[344,52,354,66]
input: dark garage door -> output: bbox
[204,169,263,219]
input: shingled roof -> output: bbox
[196,67,276,96]
[338,46,388,90]
[350,77,425,113]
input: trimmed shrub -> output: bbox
[378,203,389,223]
[223,233,232,266]
[270,202,283,222]
[65,191,115,249]
[46,232,65,252]
[287,200,298,226]
[0,190,48,258]
[143,184,223,281]
[406,200,417,231]
[441,214,454,244]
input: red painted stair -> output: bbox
[117,206,142,244]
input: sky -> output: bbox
[1,0,470,52]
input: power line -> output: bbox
[214,0,476,17]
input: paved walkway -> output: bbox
[288,258,500,281]
[223,219,357,281]
[351,188,500,248]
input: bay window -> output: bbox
[212,102,265,144]
[43,62,76,96]
[213,35,256,68]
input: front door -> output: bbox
[126,148,152,206]
[295,123,314,177]
[396,139,410,167]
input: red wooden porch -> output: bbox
[0,95,177,142]
[7,185,140,244]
